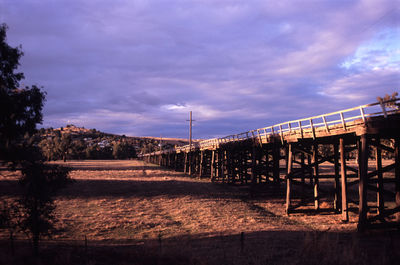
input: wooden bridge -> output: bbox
[140,98,400,231]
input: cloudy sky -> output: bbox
[1,0,399,139]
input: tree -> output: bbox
[140,142,156,154]
[70,139,87,160]
[0,200,19,254]
[0,24,46,163]
[377,92,400,110]
[112,141,136,159]
[18,163,72,255]
[56,133,72,162]
[38,137,56,161]
[85,144,98,159]
[0,24,73,256]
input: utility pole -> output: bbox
[186,111,195,175]
[189,111,192,152]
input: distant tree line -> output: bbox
[36,131,137,161]
[33,126,178,161]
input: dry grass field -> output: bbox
[1,160,399,265]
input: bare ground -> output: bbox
[0,160,399,265]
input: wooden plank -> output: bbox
[345,165,358,174]
[375,142,395,153]
[367,163,395,178]
[368,206,400,223]
[340,138,349,222]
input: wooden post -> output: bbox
[273,144,280,184]
[358,135,368,231]
[286,143,293,214]
[375,138,384,217]
[174,153,178,171]
[333,141,341,212]
[313,143,319,211]
[300,151,305,184]
[243,150,248,184]
[189,151,193,176]
[184,152,188,173]
[226,150,231,183]
[194,151,199,176]
[340,138,349,222]
[216,150,220,180]
[308,154,313,185]
[211,150,215,181]
[285,146,289,171]
[251,145,257,187]
[199,151,204,179]
[188,111,194,175]
[257,150,262,183]
[264,149,269,183]
[239,150,244,184]
[221,150,226,183]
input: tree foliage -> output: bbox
[113,140,136,159]
[0,23,72,255]
[18,162,72,255]
[0,23,46,163]
[377,92,399,110]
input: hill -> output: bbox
[35,124,190,161]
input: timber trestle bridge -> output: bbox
[140,98,400,231]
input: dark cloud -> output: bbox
[1,0,399,138]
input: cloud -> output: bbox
[320,69,400,101]
[1,0,399,138]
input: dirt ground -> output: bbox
[1,160,399,265]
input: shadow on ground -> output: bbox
[1,229,399,265]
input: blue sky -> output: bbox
[1,0,399,139]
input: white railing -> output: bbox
[143,98,399,155]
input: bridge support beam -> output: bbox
[358,135,369,231]
[340,138,349,222]
[286,143,293,214]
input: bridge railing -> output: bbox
[197,97,400,149]
[142,97,399,155]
